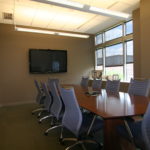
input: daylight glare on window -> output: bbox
[126,21,133,35]
[95,49,103,70]
[105,25,123,41]
[126,40,133,63]
[95,20,133,82]
[95,33,103,45]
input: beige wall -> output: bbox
[0,24,94,106]
[133,0,150,79]
[140,0,150,78]
[133,8,141,78]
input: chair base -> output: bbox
[38,114,53,123]
[44,124,62,136]
[31,107,45,115]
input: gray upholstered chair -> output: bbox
[38,79,61,122]
[60,88,103,150]
[117,102,150,150]
[38,82,53,123]
[80,77,89,88]
[128,78,150,97]
[31,80,46,116]
[142,102,150,150]
[92,79,102,90]
[127,78,150,122]
[44,80,64,135]
[105,79,120,93]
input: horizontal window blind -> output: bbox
[105,43,123,67]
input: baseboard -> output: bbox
[0,100,35,107]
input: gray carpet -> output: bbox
[0,103,101,150]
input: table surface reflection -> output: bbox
[70,85,150,119]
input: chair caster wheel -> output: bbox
[59,138,64,145]
[44,132,48,136]
[32,112,34,115]
[38,121,42,124]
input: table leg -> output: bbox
[103,119,123,150]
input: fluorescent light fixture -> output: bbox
[32,0,131,19]
[46,0,84,8]
[15,27,89,38]
[15,27,55,34]
[89,6,131,19]
[58,32,89,38]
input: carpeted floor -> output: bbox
[0,103,101,150]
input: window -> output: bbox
[105,25,123,42]
[95,20,133,82]
[105,43,123,67]
[105,43,124,80]
[125,20,133,35]
[95,49,103,70]
[126,40,134,81]
[126,40,133,63]
[95,33,103,45]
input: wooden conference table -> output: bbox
[63,85,150,150]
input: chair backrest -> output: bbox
[106,79,120,93]
[92,79,102,90]
[34,80,44,104]
[128,78,150,97]
[41,82,52,111]
[60,88,82,137]
[142,102,150,150]
[48,81,63,120]
[48,78,61,92]
[80,77,89,88]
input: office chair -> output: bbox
[60,88,103,150]
[142,102,150,150]
[128,78,150,97]
[44,81,64,135]
[39,79,61,123]
[92,79,102,90]
[38,82,53,123]
[31,80,46,116]
[48,78,61,92]
[117,102,150,150]
[105,79,120,93]
[80,77,89,88]
[126,78,150,122]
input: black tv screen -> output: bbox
[29,49,67,73]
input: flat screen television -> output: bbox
[29,49,67,73]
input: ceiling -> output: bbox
[0,0,140,34]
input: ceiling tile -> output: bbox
[0,0,140,34]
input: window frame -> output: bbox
[94,20,133,82]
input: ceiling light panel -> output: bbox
[109,1,130,12]
[32,9,57,28]
[85,17,119,34]
[14,5,37,26]
[47,9,94,31]
[75,15,110,33]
